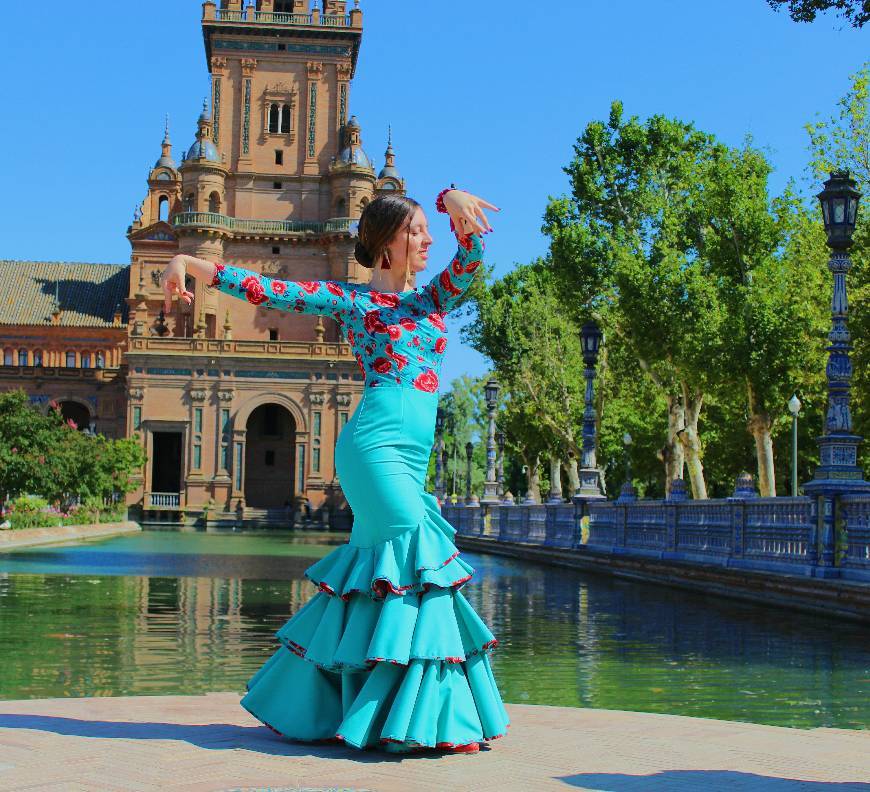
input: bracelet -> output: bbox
[435,184,463,214]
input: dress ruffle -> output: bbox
[302,491,474,600]
[240,493,510,752]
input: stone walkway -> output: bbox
[1,693,868,791]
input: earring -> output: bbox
[382,249,391,269]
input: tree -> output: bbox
[767,0,870,27]
[0,388,146,507]
[544,102,730,498]
[468,259,587,501]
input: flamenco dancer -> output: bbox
[160,187,510,754]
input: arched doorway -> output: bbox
[244,403,295,508]
[58,400,90,432]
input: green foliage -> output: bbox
[767,0,870,27]
[0,388,145,510]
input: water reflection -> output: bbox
[0,530,867,730]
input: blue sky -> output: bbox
[0,1,865,387]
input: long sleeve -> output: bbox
[209,261,350,320]
[425,230,485,315]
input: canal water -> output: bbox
[0,529,868,730]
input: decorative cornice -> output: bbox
[306,60,324,78]
[336,62,352,81]
[241,57,258,76]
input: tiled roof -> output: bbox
[0,260,130,328]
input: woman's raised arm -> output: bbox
[161,254,350,321]
[426,230,485,315]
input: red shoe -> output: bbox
[444,742,480,753]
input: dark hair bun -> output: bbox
[354,239,374,268]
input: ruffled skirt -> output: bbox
[239,384,510,752]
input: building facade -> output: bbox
[0,0,405,526]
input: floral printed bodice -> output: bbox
[209,230,484,393]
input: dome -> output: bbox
[378,165,400,179]
[337,145,372,168]
[186,138,221,163]
[154,153,177,170]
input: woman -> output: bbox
[159,187,509,754]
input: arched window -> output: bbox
[66,351,76,367]
[18,349,28,366]
[33,350,43,366]
[158,195,169,222]
[208,192,221,213]
[184,193,195,212]
[96,352,105,369]
[81,352,91,368]
[268,103,280,134]
[3,349,12,366]
[335,197,346,216]
[280,104,291,133]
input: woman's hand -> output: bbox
[160,255,194,314]
[442,190,499,236]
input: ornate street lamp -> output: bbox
[434,406,446,502]
[804,170,870,574]
[481,378,501,505]
[788,394,801,498]
[817,171,860,250]
[576,320,606,502]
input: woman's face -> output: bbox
[383,206,433,277]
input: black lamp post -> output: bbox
[481,378,501,505]
[576,320,605,501]
[804,170,870,575]
[464,440,477,506]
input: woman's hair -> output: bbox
[354,194,421,269]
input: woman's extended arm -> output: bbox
[426,230,485,315]
[160,254,349,320]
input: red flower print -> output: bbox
[241,275,268,305]
[438,270,462,298]
[428,313,446,332]
[363,310,388,334]
[465,258,482,273]
[451,256,463,276]
[354,353,365,376]
[430,286,442,313]
[385,343,408,370]
[435,337,447,353]
[458,234,474,251]
[373,357,392,374]
[347,328,355,343]
[413,369,439,393]
[271,281,288,296]
[399,317,417,331]
[210,261,225,287]
[327,282,345,298]
[371,291,399,308]
[386,324,403,341]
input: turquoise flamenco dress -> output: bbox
[208,204,510,753]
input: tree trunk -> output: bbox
[523,451,541,503]
[548,456,563,501]
[678,389,707,500]
[747,380,776,496]
[564,455,580,496]
[659,395,686,497]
